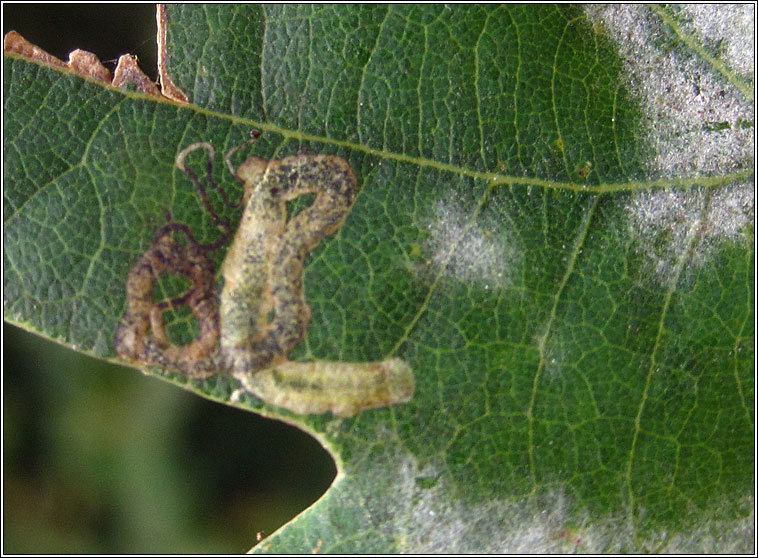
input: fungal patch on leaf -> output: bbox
[583,5,753,177]
[422,195,517,290]
[625,184,754,284]
[584,5,755,283]
[674,4,754,77]
[115,143,415,416]
[375,453,755,553]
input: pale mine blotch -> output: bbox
[115,142,415,417]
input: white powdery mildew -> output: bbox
[655,495,755,554]
[583,5,754,177]
[382,455,754,553]
[706,184,756,242]
[626,188,705,283]
[389,458,617,553]
[423,197,516,289]
[679,4,755,77]
[625,184,754,284]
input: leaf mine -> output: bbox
[115,143,416,416]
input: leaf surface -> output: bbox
[4,4,753,553]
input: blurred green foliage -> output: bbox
[4,325,336,553]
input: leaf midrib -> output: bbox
[5,52,752,211]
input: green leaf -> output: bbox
[4,4,753,553]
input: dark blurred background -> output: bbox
[3,4,336,553]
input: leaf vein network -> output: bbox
[623,187,712,537]
[526,194,599,491]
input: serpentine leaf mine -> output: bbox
[114,142,415,416]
